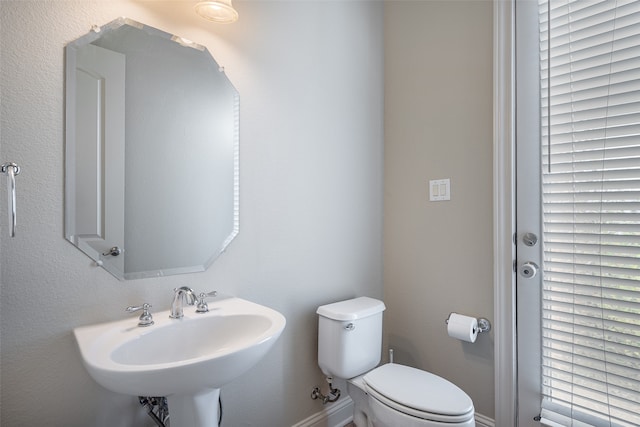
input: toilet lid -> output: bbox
[363,364,474,421]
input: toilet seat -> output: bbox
[363,364,474,423]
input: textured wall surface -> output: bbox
[0,1,383,425]
[1,0,497,424]
[384,0,496,419]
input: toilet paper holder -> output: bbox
[445,313,492,334]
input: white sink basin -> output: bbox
[74,297,286,399]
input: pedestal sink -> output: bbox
[74,297,286,426]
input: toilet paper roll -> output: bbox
[447,313,478,343]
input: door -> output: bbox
[515,1,640,426]
[515,1,544,425]
[68,43,126,272]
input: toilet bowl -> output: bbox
[362,363,475,426]
[317,297,475,427]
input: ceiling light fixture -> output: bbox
[195,0,239,24]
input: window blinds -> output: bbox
[539,0,640,426]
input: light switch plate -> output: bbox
[429,178,451,201]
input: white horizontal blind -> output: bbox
[539,0,640,426]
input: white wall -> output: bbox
[384,0,495,420]
[0,1,383,425]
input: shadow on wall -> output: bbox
[460,331,494,363]
[386,333,422,369]
[387,330,494,370]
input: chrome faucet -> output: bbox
[169,286,197,319]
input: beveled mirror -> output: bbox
[65,18,239,280]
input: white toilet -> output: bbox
[317,297,475,427]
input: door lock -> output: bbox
[522,232,538,247]
[519,262,539,279]
[102,246,122,257]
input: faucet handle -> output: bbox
[195,291,218,313]
[126,303,154,327]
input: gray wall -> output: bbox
[1,0,497,425]
[0,1,383,425]
[384,0,495,419]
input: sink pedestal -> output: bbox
[168,388,220,427]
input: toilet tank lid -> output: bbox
[317,297,385,321]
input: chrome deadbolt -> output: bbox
[522,232,538,247]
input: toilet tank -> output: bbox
[317,297,385,379]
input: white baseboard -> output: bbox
[292,397,354,427]
[475,412,496,427]
[292,398,495,427]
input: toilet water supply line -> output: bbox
[139,394,224,426]
[139,396,169,427]
[311,377,341,404]
[311,349,395,405]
